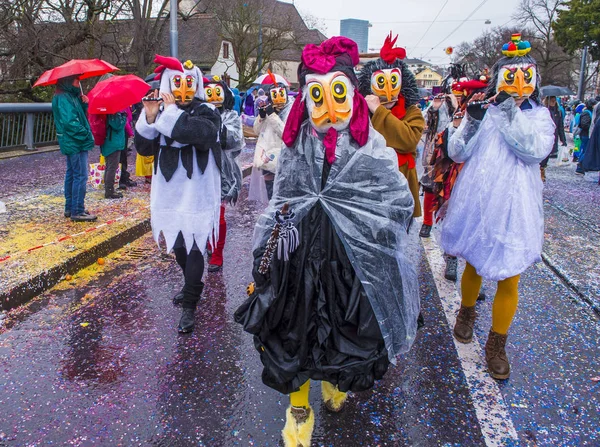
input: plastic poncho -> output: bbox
[441,99,554,280]
[252,100,294,173]
[220,109,244,204]
[420,101,454,190]
[239,123,419,369]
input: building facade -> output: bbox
[340,19,370,53]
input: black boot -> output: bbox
[178,308,195,334]
[172,289,184,307]
[445,256,458,281]
[419,224,432,238]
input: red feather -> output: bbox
[267,69,278,86]
[380,32,406,64]
[153,54,184,73]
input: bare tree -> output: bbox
[514,0,577,87]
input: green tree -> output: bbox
[553,0,600,61]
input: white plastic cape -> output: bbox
[252,122,420,362]
[441,99,554,280]
[220,109,244,204]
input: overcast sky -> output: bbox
[293,0,522,65]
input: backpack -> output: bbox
[88,113,107,146]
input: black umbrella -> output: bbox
[540,85,575,97]
[418,88,432,98]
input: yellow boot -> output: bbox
[321,381,348,413]
[282,405,314,447]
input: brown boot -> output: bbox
[453,305,476,343]
[485,330,510,380]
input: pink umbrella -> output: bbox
[33,59,119,87]
[87,75,150,115]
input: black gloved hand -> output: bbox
[258,107,267,119]
[493,91,512,105]
[466,101,487,121]
[561,142,567,147]
[266,104,274,116]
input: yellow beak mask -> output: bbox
[370,68,402,108]
[496,63,536,99]
[204,83,225,106]
[304,72,354,133]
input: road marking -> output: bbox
[420,231,519,446]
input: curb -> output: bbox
[0,218,150,312]
[0,145,60,160]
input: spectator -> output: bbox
[575,99,595,174]
[231,87,242,115]
[52,76,97,222]
[540,96,567,181]
[101,111,127,199]
[118,106,137,190]
[244,88,256,116]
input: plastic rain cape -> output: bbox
[441,99,554,280]
[220,109,244,204]
[252,122,420,362]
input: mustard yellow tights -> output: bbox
[290,380,310,407]
[461,262,520,335]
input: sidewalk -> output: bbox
[0,145,60,161]
[0,147,150,311]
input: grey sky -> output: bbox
[294,0,521,65]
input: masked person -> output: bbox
[250,72,294,201]
[202,75,244,273]
[134,56,222,333]
[422,77,488,281]
[235,37,419,447]
[442,34,554,379]
[358,33,425,220]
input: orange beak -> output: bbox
[385,81,392,103]
[514,70,526,98]
[323,88,337,124]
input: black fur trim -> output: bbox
[358,59,420,107]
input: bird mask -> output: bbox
[154,56,204,105]
[495,34,536,99]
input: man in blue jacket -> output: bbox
[52,76,97,222]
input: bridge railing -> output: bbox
[0,103,56,152]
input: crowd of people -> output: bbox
[48,31,598,447]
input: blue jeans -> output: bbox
[65,151,89,216]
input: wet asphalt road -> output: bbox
[0,154,599,446]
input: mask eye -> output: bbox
[376,75,385,89]
[503,70,515,85]
[186,75,194,88]
[216,87,221,96]
[331,80,347,104]
[390,74,399,88]
[309,84,324,106]
[279,89,285,98]
[205,88,212,97]
[173,75,181,88]
[271,91,277,99]
[523,68,533,83]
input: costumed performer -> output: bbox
[134,56,222,334]
[358,33,425,219]
[250,72,294,201]
[202,75,245,273]
[442,34,554,379]
[235,36,419,447]
[422,74,488,281]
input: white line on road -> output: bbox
[420,231,519,446]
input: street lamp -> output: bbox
[170,0,178,58]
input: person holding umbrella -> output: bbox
[52,76,97,222]
[36,59,119,221]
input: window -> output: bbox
[223,43,230,59]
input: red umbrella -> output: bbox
[87,75,150,115]
[33,59,119,87]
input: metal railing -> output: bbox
[0,103,56,151]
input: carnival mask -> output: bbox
[270,86,288,107]
[370,68,401,108]
[496,63,536,99]
[170,73,197,105]
[305,72,354,133]
[204,83,225,106]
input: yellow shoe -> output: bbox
[321,381,348,413]
[282,405,314,447]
